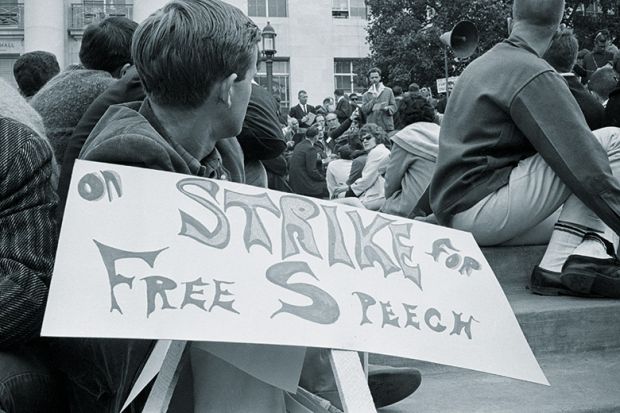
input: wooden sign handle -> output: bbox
[142,340,187,413]
[329,349,376,412]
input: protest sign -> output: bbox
[42,160,548,385]
[436,76,459,94]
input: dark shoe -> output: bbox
[529,265,574,296]
[367,365,422,408]
[560,254,620,298]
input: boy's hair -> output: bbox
[132,0,261,108]
[80,17,138,74]
[543,27,578,73]
[13,51,60,97]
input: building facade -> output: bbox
[0,0,370,109]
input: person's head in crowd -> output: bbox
[349,92,359,105]
[395,94,436,130]
[358,122,389,152]
[588,66,619,104]
[408,83,420,94]
[347,132,363,152]
[419,87,431,100]
[306,125,320,143]
[80,16,138,78]
[288,117,299,132]
[393,85,403,97]
[13,51,60,99]
[593,30,609,54]
[543,27,578,73]
[337,144,353,160]
[325,112,339,130]
[322,97,336,112]
[133,0,260,138]
[368,67,382,86]
[334,88,344,100]
[298,90,308,105]
[315,114,326,130]
[511,0,564,53]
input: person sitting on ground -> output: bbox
[30,16,138,172]
[361,67,397,132]
[12,51,60,100]
[429,0,620,299]
[326,144,353,199]
[381,94,440,218]
[47,2,288,411]
[588,66,619,107]
[543,27,606,130]
[288,126,328,198]
[0,78,66,413]
[333,123,391,210]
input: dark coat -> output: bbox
[563,74,605,130]
[334,97,352,123]
[288,139,327,197]
[238,83,286,161]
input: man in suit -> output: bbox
[289,89,316,128]
[334,88,352,123]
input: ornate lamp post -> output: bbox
[261,21,277,95]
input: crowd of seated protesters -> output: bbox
[5,0,620,411]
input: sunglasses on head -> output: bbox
[361,135,374,142]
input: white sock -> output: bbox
[539,221,587,272]
[572,232,615,259]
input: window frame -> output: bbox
[248,0,288,18]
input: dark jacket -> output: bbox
[56,67,246,225]
[563,74,605,130]
[0,116,57,349]
[335,97,352,123]
[238,83,286,161]
[288,139,327,197]
[430,35,620,233]
[80,99,244,180]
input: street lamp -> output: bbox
[261,21,277,96]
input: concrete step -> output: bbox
[481,245,545,289]
[380,348,620,413]
[368,246,620,412]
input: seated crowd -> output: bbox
[1,0,620,411]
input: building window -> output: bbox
[255,58,290,110]
[248,0,287,18]
[334,58,367,94]
[332,0,367,19]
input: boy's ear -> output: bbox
[217,73,238,107]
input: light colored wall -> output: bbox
[11,0,370,106]
[230,0,370,108]
[24,0,66,68]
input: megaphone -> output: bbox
[439,20,479,59]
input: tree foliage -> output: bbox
[365,0,620,94]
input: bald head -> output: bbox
[513,0,564,29]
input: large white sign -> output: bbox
[42,160,548,385]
